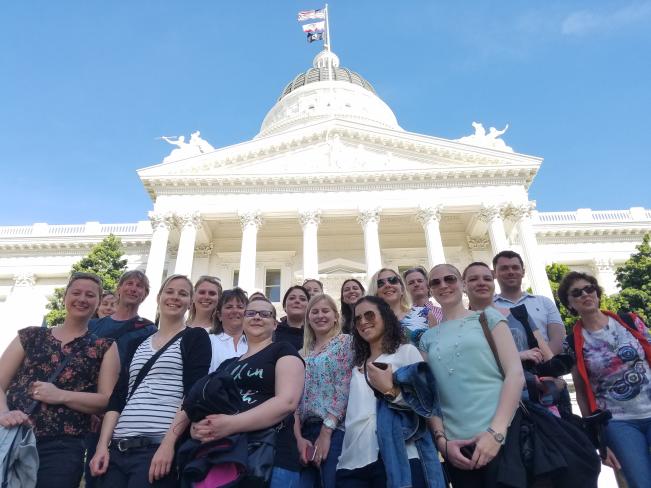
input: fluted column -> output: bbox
[174,212,202,277]
[299,209,321,280]
[358,208,382,276]
[238,211,263,293]
[416,206,445,268]
[478,205,509,256]
[503,202,554,299]
[142,212,176,318]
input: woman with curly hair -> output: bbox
[335,296,440,487]
[558,271,651,487]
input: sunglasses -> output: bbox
[377,276,400,288]
[428,275,458,288]
[244,309,275,318]
[353,310,377,327]
[569,284,597,298]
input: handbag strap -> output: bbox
[25,333,96,415]
[479,311,505,379]
[362,361,385,399]
[127,328,186,402]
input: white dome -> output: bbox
[257,50,402,137]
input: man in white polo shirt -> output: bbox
[492,250,566,354]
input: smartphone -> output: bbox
[306,445,318,462]
[460,444,476,459]
[372,361,389,370]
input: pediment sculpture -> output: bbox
[160,130,215,163]
[456,122,514,152]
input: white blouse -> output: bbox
[208,332,248,373]
[337,343,423,471]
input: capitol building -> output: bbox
[1,48,649,345]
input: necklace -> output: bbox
[434,316,467,375]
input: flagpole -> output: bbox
[324,3,331,52]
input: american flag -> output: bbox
[297,9,325,21]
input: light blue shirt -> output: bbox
[493,292,562,343]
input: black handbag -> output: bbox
[240,425,280,488]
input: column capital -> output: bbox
[239,211,263,231]
[467,235,490,251]
[298,209,322,229]
[477,205,503,224]
[357,207,381,226]
[177,211,202,230]
[13,272,35,287]
[148,211,176,231]
[501,201,536,222]
[592,257,614,273]
[195,243,214,257]
[416,205,442,226]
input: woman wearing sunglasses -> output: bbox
[192,298,306,488]
[420,264,524,487]
[558,271,651,487]
[336,295,443,487]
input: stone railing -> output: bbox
[535,207,649,225]
[0,221,151,238]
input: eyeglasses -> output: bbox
[244,309,275,318]
[428,275,458,288]
[353,310,377,327]
[569,284,597,298]
[377,276,400,288]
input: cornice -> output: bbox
[535,227,650,243]
[0,238,151,255]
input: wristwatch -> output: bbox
[323,417,337,430]
[486,427,505,445]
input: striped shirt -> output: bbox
[113,335,184,438]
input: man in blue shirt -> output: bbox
[492,250,565,355]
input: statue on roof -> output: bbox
[456,122,513,152]
[160,131,214,163]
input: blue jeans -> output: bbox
[99,444,177,488]
[604,416,651,488]
[298,422,345,488]
[336,458,426,488]
[36,436,85,488]
[269,466,300,488]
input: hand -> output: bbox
[470,431,501,469]
[296,435,313,465]
[90,414,102,433]
[90,445,110,476]
[30,381,65,405]
[191,414,235,443]
[445,439,475,470]
[149,440,175,483]
[0,410,30,428]
[519,348,543,364]
[313,427,332,467]
[366,361,394,394]
[603,447,621,470]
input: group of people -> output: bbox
[0,249,649,488]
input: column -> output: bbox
[416,206,445,268]
[592,258,618,295]
[238,211,263,293]
[477,205,509,255]
[504,202,554,299]
[1,273,37,351]
[141,212,176,319]
[174,212,202,277]
[299,209,321,280]
[358,208,382,276]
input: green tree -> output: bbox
[613,233,651,323]
[45,235,127,326]
[545,263,576,331]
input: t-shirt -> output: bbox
[494,293,562,343]
[273,319,304,351]
[419,307,507,440]
[113,335,184,438]
[506,311,539,352]
[565,316,651,421]
[90,315,156,363]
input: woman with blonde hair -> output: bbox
[187,275,222,331]
[367,268,411,321]
[295,294,353,488]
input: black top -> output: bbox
[273,318,304,352]
[89,315,156,363]
[220,341,304,472]
[107,326,211,413]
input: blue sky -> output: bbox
[1,1,650,225]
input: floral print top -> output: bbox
[298,334,353,427]
[6,327,113,439]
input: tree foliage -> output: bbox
[45,235,127,326]
[545,263,576,331]
[613,233,651,323]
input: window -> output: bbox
[233,270,239,287]
[265,269,281,302]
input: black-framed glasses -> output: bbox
[377,276,400,288]
[429,275,458,288]
[569,284,597,298]
[353,310,377,327]
[244,309,275,318]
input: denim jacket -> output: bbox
[376,362,446,488]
